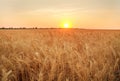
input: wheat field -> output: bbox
[0,29,120,81]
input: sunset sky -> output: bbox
[0,0,120,29]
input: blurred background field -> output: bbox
[0,29,120,81]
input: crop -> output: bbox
[0,29,120,81]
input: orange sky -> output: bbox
[0,0,120,29]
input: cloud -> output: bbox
[0,0,119,13]
[0,0,120,28]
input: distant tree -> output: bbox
[1,27,5,29]
[35,27,37,29]
[9,27,13,29]
[22,27,26,29]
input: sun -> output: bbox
[62,22,72,28]
[59,19,73,28]
[64,23,69,28]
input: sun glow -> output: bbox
[60,22,72,28]
[64,23,69,28]
[59,19,73,28]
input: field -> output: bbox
[0,29,120,81]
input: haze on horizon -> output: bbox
[0,0,120,29]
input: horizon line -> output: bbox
[0,27,120,31]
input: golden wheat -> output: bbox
[0,29,120,81]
